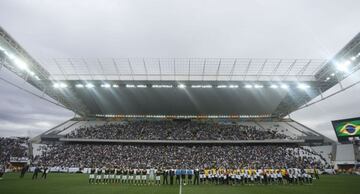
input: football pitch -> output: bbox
[1,173,359,194]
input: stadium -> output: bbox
[0,1,360,194]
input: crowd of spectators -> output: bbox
[0,137,29,164]
[65,120,290,140]
[38,143,325,169]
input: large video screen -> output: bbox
[332,117,360,142]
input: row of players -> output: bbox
[88,168,318,185]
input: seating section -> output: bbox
[64,120,293,140]
[0,137,29,164]
[37,143,326,169]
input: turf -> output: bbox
[0,173,359,194]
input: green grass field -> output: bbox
[1,173,359,194]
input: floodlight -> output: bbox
[101,83,111,88]
[217,85,228,88]
[75,84,84,88]
[137,85,147,88]
[152,85,172,88]
[270,84,278,89]
[53,82,67,88]
[280,84,289,89]
[13,58,28,70]
[229,85,239,88]
[244,84,253,88]
[85,83,95,88]
[178,84,186,88]
[112,84,119,88]
[336,60,351,72]
[7,53,15,60]
[254,84,263,89]
[126,84,135,88]
[297,83,310,89]
[29,71,35,76]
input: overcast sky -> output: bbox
[0,0,360,140]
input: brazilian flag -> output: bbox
[335,120,360,137]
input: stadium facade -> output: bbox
[1,26,360,170]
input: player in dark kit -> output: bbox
[41,167,48,179]
[32,166,41,180]
[110,168,115,183]
[162,169,168,185]
[20,165,29,178]
[169,169,175,185]
[0,164,5,180]
[115,168,121,183]
[176,170,180,185]
[141,169,147,185]
[155,169,162,185]
[129,169,134,184]
[123,169,128,184]
[89,168,96,184]
[96,168,102,184]
[187,169,193,184]
[181,169,186,184]
[194,169,200,185]
[135,169,141,185]
[103,168,109,184]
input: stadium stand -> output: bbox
[37,143,326,169]
[64,120,291,140]
[0,137,29,164]
[31,118,334,172]
[335,144,356,164]
[309,145,333,165]
[30,118,332,171]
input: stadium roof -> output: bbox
[1,26,360,118]
[39,58,326,82]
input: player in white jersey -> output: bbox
[270,171,275,184]
[199,169,205,184]
[250,170,255,184]
[208,171,213,184]
[230,171,236,185]
[255,170,260,183]
[235,170,241,184]
[259,169,264,184]
[277,170,283,184]
[243,169,248,184]
[287,168,291,183]
[293,168,299,184]
[148,168,155,185]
